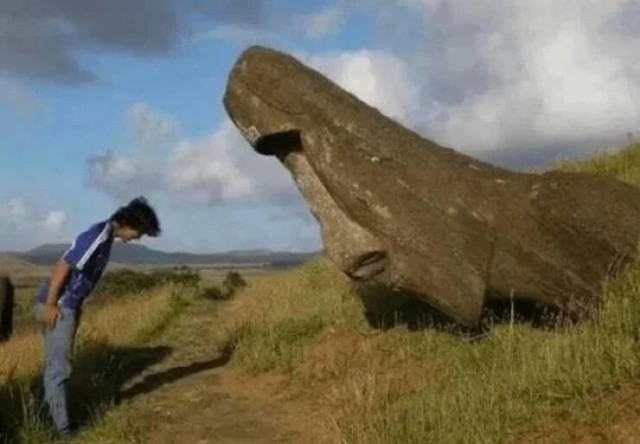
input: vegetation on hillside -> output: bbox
[200,271,248,301]
[556,141,640,186]
[94,267,201,297]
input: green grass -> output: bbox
[134,287,188,343]
[94,267,201,297]
[228,315,326,374]
[556,141,640,186]
[339,267,640,443]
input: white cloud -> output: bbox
[89,103,298,205]
[0,198,72,249]
[370,0,640,154]
[0,197,27,227]
[88,153,153,199]
[129,102,179,150]
[301,7,346,39]
[167,126,255,203]
[91,155,137,184]
[304,49,423,125]
[42,210,67,233]
[89,102,178,199]
[165,119,300,204]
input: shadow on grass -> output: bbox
[0,343,171,443]
[116,343,234,404]
[357,283,571,339]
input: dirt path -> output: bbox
[110,297,308,444]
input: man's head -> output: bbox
[110,196,161,242]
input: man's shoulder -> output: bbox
[77,220,111,239]
[64,220,112,270]
[68,220,112,251]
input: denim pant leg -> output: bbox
[34,304,79,434]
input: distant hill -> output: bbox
[4,243,319,269]
[477,144,605,171]
[0,254,43,274]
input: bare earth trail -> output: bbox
[95,293,640,443]
[109,297,310,444]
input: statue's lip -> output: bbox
[344,251,388,280]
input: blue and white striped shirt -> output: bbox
[36,220,114,310]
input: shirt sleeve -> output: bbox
[63,224,107,271]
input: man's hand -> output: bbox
[41,258,71,329]
[41,303,62,329]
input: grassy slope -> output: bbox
[218,142,640,443]
[556,141,640,187]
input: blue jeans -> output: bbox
[33,303,80,435]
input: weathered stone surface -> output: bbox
[223,46,640,326]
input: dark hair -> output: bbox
[110,196,161,237]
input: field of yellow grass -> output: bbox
[0,283,190,443]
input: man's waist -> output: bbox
[36,283,93,303]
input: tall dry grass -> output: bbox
[0,283,190,443]
[220,260,366,374]
[0,284,183,383]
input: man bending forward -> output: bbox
[33,196,161,437]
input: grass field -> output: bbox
[0,263,266,443]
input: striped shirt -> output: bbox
[36,220,114,310]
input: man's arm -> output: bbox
[40,221,107,328]
[41,258,71,328]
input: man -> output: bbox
[33,196,161,437]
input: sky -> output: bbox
[1,0,639,253]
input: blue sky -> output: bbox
[1,0,639,253]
